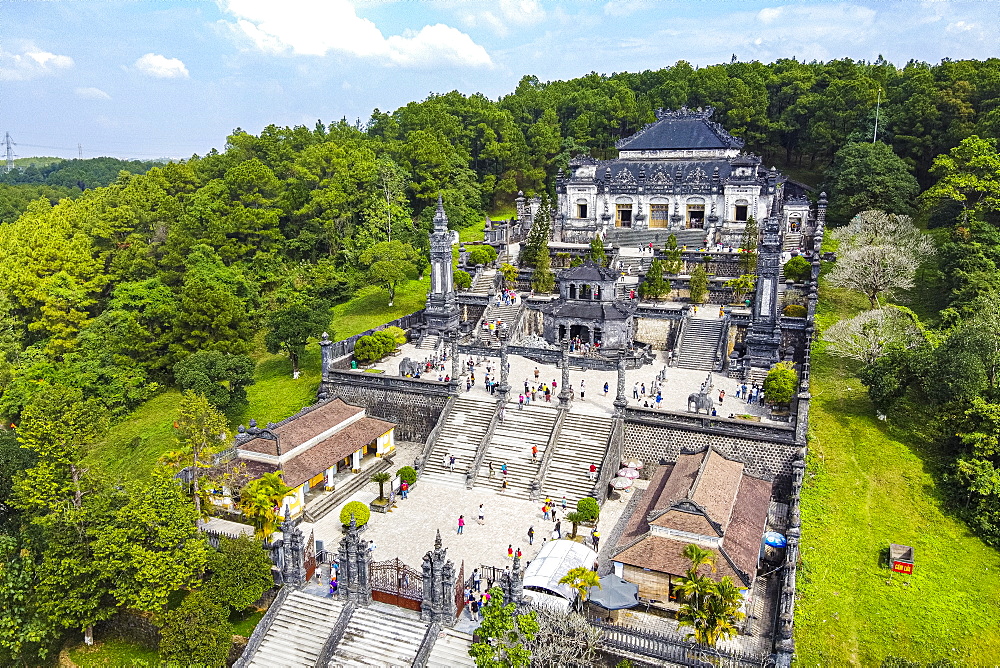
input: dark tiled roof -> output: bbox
[616,464,673,548]
[617,108,744,151]
[236,417,393,488]
[559,261,618,282]
[552,301,630,321]
[239,399,365,455]
[723,475,772,580]
[614,536,741,582]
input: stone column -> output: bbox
[280,505,306,588]
[613,350,628,417]
[498,330,510,402]
[450,330,460,390]
[558,340,572,408]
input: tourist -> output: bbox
[551,508,558,522]
[555,520,562,539]
[534,367,540,380]
[711,407,718,417]
[641,383,646,396]
[741,383,748,399]
[580,379,585,399]
[400,480,409,499]
[478,504,485,525]
[518,394,525,410]
[591,529,600,550]
[449,454,457,472]
[502,478,508,490]
[604,381,609,396]
[718,389,725,404]
[528,526,535,545]
[531,445,538,462]
[524,379,530,395]
[457,515,465,534]
[544,385,551,402]
[542,504,550,520]
[469,595,479,621]
[633,382,639,399]
[473,568,482,592]
[488,462,495,479]
[655,393,662,409]
[501,462,508,477]
[508,545,514,558]
[588,463,597,481]
[561,497,567,510]
[466,379,471,392]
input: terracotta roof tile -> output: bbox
[615,464,673,550]
[690,450,745,530]
[722,475,772,579]
[239,399,366,455]
[650,509,718,535]
[613,536,740,582]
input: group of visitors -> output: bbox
[495,289,519,307]
[518,377,558,407]
[737,382,767,405]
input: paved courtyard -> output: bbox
[375,336,771,421]
[310,466,634,575]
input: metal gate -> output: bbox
[304,530,317,582]
[370,558,423,611]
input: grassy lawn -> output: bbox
[794,285,1000,665]
[231,610,265,637]
[85,390,184,481]
[88,275,430,479]
[329,274,429,340]
[66,639,159,667]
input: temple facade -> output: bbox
[554,107,809,246]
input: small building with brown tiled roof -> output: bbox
[611,446,772,608]
[231,398,396,517]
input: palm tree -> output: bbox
[371,471,391,501]
[565,511,586,538]
[239,472,292,539]
[681,543,717,577]
[559,566,601,612]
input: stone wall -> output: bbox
[622,420,800,494]
[634,317,678,350]
[322,374,450,442]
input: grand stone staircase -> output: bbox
[426,627,477,667]
[420,395,495,489]
[542,412,614,506]
[417,334,441,351]
[330,603,428,667]
[609,228,707,248]
[476,401,558,498]
[782,232,802,252]
[469,268,496,294]
[676,317,726,370]
[247,591,345,667]
[476,301,522,346]
[614,255,653,276]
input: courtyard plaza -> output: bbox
[371,329,772,422]
[308,439,635,579]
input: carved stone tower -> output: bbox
[279,505,307,588]
[743,213,783,370]
[336,515,373,605]
[420,530,457,626]
[425,196,460,336]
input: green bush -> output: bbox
[340,500,370,527]
[382,326,407,346]
[468,245,498,266]
[454,269,472,290]
[783,304,807,318]
[576,497,600,522]
[783,255,812,283]
[397,466,417,485]
[353,329,399,363]
[764,362,798,404]
[208,536,275,611]
[159,591,233,667]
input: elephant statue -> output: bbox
[397,357,420,377]
[687,391,714,414]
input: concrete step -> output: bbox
[426,628,476,668]
[247,591,344,667]
[422,396,496,488]
[417,334,441,351]
[476,402,558,497]
[542,412,613,507]
[331,604,426,667]
[677,319,725,371]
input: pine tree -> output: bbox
[689,264,709,304]
[740,216,759,275]
[640,258,667,299]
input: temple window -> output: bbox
[577,202,588,218]
[735,204,748,222]
[650,204,669,228]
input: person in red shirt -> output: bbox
[588,463,597,481]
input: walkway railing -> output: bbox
[593,619,775,668]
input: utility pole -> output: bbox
[873,89,881,144]
[4,133,13,172]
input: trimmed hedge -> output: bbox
[340,501,370,527]
[397,466,417,485]
[577,497,600,522]
[783,304,807,318]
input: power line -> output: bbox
[4,133,12,173]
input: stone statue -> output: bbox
[398,357,420,377]
[687,373,715,414]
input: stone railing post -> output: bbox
[558,340,572,408]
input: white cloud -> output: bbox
[223,0,492,67]
[946,20,976,33]
[0,43,73,81]
[134,53,189,79]
[75,86,111,100]
[465,0,546,37]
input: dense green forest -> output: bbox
[3,56,1000,664]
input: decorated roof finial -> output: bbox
[433,194,448,232]
[435,529,443,550]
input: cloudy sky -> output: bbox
[3,0,997,160]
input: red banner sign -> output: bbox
[892,561,913,575]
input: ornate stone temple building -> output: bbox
[554,107,809,246]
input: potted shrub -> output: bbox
[576,497,600,527]
[369,472,392,513]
